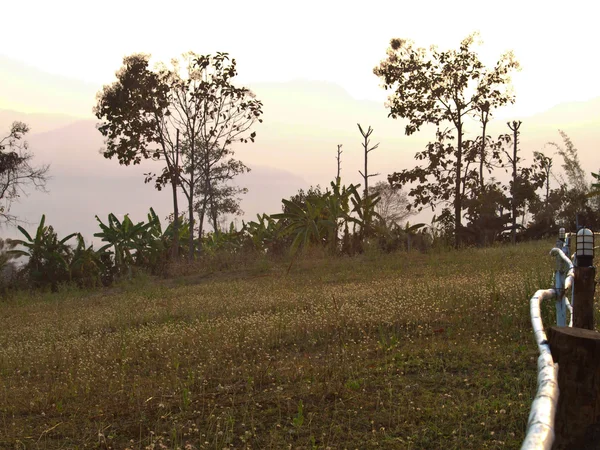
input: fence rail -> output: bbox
[521,245,574,450]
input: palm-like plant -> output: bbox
[9,215,77,291]
[70,234,106,287]
[94,213,152,277]
[347,185,383,245]
[272,198,331,255]
[589,171,600,198]
[242,213,284,254]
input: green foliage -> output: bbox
[8,215,77,292]
[69,234,106,288]
[94,213,153,277]
[590,171,600,199]
[272,180,377,259]
[241,213,286,255]
[375,34,519,246]
[548,130,588,193]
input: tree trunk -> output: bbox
[511,140,517,245]
[171,129,180,259]
[188,195,194,261]
[188,134,196,262]
[454,122,463,248]
[508,121,521,245]
[198,203,206,243]
[479,113,487,191]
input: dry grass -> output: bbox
[0,241,580,449]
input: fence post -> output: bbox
[573,228,596,330]
[548,227,597,449]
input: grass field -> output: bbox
[0,241,580,449]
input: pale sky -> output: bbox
[2,0,599,118]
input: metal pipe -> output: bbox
[521,288,559,450]
[551,248,574,327]
[550,248,573,270]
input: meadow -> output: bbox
[0,241,575,449]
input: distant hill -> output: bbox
[0,110,79,135]
[0,55,98,118]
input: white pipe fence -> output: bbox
[521,241,575,450]
[521,288,559,450]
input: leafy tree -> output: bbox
[0,122,50,224]
[386,129,480,238]
[194,157,249,235]
[544,132,600,229]
[463,180,511,245]
[374,33,519,246]
[95,52,262,261]
[95,54,182,258]
[166,53,262,256]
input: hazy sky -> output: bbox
[2,0,599,118]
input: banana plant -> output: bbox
[69,233,106,287]
[271,198,335,272]
[401,221,427,252]
[242,213,284,253]
[8,214,77,291]
[94,213,152,277]
[202,223,244,255]
[323,179,359,253]
[348,184,383,239]
[588,171,600,198]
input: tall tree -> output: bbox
[374,33,518,246]
[95,54,181,257]
[507,120,521,244]
[95,52,262,261]
[0,122,50,224]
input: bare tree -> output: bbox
[0,122,49,224]
[370,181,413,229]
[335,144,343,181]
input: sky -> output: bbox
[2,0,600,119]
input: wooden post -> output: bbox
[573,266,596,330]
[548,326,600,449]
